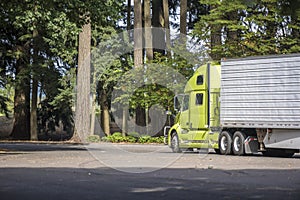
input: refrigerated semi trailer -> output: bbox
[165,54,300,157]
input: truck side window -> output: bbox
[182,95,189,111]
[196,93,203,105]
[196,75,203,85]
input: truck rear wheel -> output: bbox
[232,131,246,156]
[219,131,233,155]
[171,133,181,153]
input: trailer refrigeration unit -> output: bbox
[165,54,300,157]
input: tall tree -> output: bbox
[134,0,145,133]
[8,1,32,140]
[30,28,39,141]
[73,21,91,142]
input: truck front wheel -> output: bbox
[171,133,181,153]
[232,131,246,156]
[219,131,233,155]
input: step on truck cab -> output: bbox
[165,54,300,157]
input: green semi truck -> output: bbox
[164,54,300,157]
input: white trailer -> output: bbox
[220,54,300,157]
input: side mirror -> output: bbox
[174,96,180,111]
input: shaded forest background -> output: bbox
[0,0,299,141]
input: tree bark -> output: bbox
[122,0,132,137]
[73,22,91,142]
[144,0,153,61]
[90,93,96,135]
[210,5,222,60]
[134,0,143,67]
[152,0,165,54]
[127,0,131,30]
[100,90,110,136]
[30,28,39,141]
[134,0,145,133]
[30,77,38,140]
[289,0,300,52]
[10,58,31,140]
[122,105,128,136]
[163,0,171,57]
[180,0,187,35]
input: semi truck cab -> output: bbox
[166,63,221,153]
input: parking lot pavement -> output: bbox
[0,142,300,200]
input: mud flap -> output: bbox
[244,136,259,154]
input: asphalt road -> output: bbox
[0,142,300,200]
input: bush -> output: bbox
[138,135,164,144]
[87,135,101,143]
[102,132,125,143]
[101,132,164,144]
[138,135,151,143]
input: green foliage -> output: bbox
[87,135,101,143]
[0,96,10,117]
[193,0,300,59]
[102,132,131,143]
[101,132,164,144]
[0,72,12,117]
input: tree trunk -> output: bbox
[134,0,143,67]
[122,105,128,136]
[127,0,131,30]
[210,5,222,60]
[180,0,187,35]
[152,0,164,28]
[90,93,96,135]
[134,0,145,133]
[10,59,31,140]
[144,0,153,61]
[163,0,171,57]
[289,0,300,52]
[30,28,39,141]
[73,22,91,142]
[210,26,222,60]
[30,77,38,140]
[100,91,110,136]
[152,0,165,54]
[121,0,131,137]
[135,105,146,134]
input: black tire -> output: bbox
[218,131,233,155]
[262,149,295,158]
[171,133,181,153]
[232,131,246,156]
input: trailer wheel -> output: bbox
[171,133,181,153]
[219,131,233,155]
[232,131,246,156]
